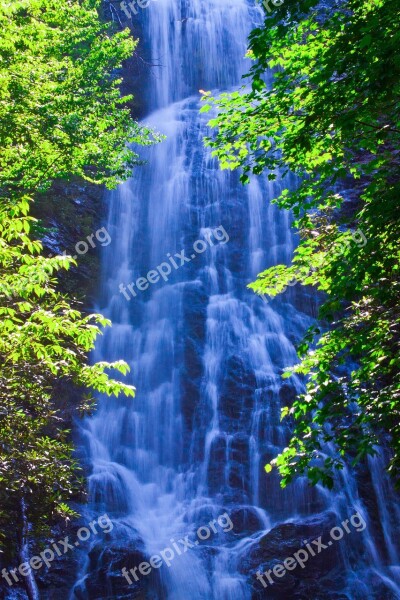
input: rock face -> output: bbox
[241,514,348,600]
[241,511,400,600]
[74,543,148,600]
[0,527,149,600]
[32,177,107,304]
[219,356,257,430]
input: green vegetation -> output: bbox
[0,0,159,587]
[203,0,400,488]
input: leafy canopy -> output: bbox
[0,0,159,196]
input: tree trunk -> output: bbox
[18,497,40,600]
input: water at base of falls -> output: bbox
[70,1,400,599]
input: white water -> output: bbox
[71,1,400,598]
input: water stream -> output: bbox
[71,1,400,598]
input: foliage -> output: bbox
[0,0,157,561]
[203,0,400,487]
[0,0,159,196]
[0,198,135,550]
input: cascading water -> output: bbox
[71,1,400,598]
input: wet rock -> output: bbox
[207,433,228,495]
[278,383,297,406]
[229,507,266,535]
[180,282,208,433]
[227,434,251,494]
[241,513,349,600]
[33,177,106,304]
[219,355,256,429]
[77,542,149,600]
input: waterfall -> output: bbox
[71,1,400,598]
